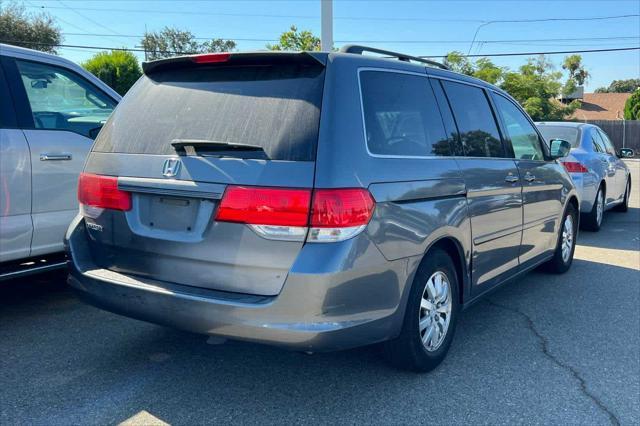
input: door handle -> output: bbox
[505,174,519,183]
[40,153,72,161]
[524,173,536,182]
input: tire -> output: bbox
[384,248,459,372]
[581,185,604,231]
[545,202,578,274]
[613,179,630,212]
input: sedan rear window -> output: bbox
[92,64,325,161]
[537,126,580,147]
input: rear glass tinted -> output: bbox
[537,125,580,147]
[360,71,450,157]
[92,64,325,161]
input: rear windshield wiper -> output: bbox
[171,139,265,156]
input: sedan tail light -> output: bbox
[562,161,589,173]
[78,173,131,217]
[215,186,375,242]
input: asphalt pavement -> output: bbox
[1,162,638,425]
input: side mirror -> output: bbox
[619,148,635,158]
[549,139,572,159]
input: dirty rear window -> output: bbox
[92,64,325,161]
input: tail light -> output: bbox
[215,186,375,242]
[78,173,131,218]
[562,161,589,173]
[215,186,311,227]
[308,189,375,242]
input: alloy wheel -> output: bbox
[596,190,604,226]
[419,271,452,352]
[561,215,574,263]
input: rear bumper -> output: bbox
[568,172,597,213]
[65,216,412,352]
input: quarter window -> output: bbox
[441,81,504,158]
[493,94,544,160]
[597,129,616,155]
[15,60,116,138]
[360,71,450,157]
[591,131,606,153]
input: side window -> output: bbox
[591,130,605,153]
[597,129,616,155]
[493,94,544,160]
[441,80,504,158]
[0,63,17,128]
[430,79,463,156]
[360,71,450,157]
[15,59,116,138]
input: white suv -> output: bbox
[0,44,120,279]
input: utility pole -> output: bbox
[321,0,333,51]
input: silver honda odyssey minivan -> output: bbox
[66,46,578,372]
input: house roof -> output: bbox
[570,93,631,120]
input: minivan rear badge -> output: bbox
[162,158,181,178]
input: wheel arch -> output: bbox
[422,236,469,306]
[566,194,580,228]
[599,179,606,195]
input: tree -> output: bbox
[500,55,579,121]
[595,79,640,93]
[141,27,236,60]
[473,58,504,85]
[0,3,62,53]
[201,38,237,53]
[82,50,141,95]
[267,25,321,51]
[624,89,640,120]
[443,51,504,84]
[562,54,589,86]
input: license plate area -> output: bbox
[126,193,216,242]
[141,195,198,231]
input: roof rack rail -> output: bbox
[339,44,450,70]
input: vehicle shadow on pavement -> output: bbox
[1,255,638,424]
[575,207,640,251]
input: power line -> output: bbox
[25,5,640,24]
[2,40,638,58]
[25,4,484,21]
[466,14,640,54]
[58,33,640,45]
[54,0,133,47]
[421,46,640,59]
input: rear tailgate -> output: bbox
[81,53,326,296]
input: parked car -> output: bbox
[536,122,633,231]
[0,44,120,279]
[66,46,578,372]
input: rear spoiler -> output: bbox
[142,51,328,74]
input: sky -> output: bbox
[17,0,640,91]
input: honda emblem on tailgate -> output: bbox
[162,158,181,178]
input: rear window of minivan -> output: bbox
[92,64,325,161]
